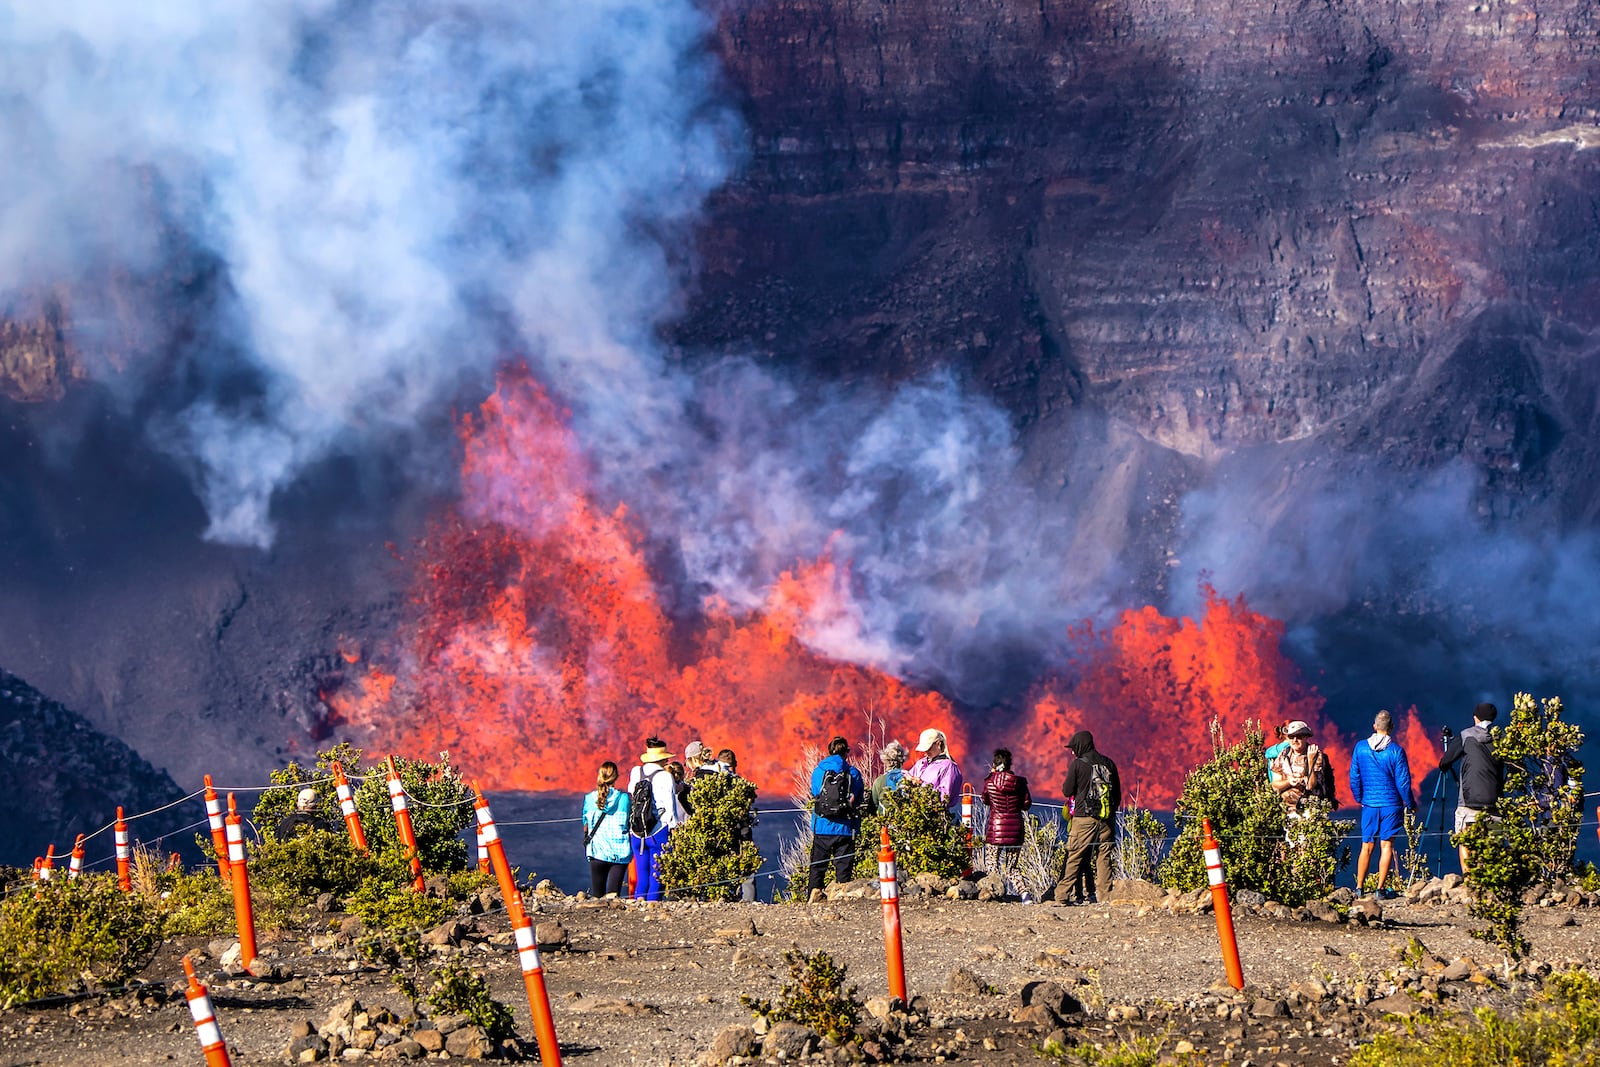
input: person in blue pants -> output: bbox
[627,739,685,901]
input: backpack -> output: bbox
[628,773,661,836]
[1084,762,1112,820]
[1306,749,1338,806]
[815,767,857,821]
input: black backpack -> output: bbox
[628,773,661,835]
[815,767,857,821]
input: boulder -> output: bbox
[943,967,986,995]
[705,1024,759,1064]
[445,1024,495,1059]
[1108,878,1166,903]
[762,1021,818,1059]
[535,921,569,950]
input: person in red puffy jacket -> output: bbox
[982,749,1033,872]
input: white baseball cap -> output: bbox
[915,728,946,753]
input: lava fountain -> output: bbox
[328,367,1439,802]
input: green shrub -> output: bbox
[427,960,516,1041]
[250,828,377,901]
[659,773,763,901]
[851,780,971,881]
[741,949,862,1044]
[0,875,163,1006]
[158,868,237,938]
[254,743,474,873]
[1351,969,1600,1066]
[1457,692,1586,958]
[346,851,453,932]
[1158,719,1351,907]
[1113,807,1169,882]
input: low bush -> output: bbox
[255,743,474,873]
[1351,969,1600,1065]
[427,960,516,1041]
[659,773,762,901]
[741,949,862,1044]
[1158,719,1350,907]
[158,868,236,938]
[851,780,971,881]
[346,851,453,932]
[250,828,376,901]
[0,875,163,1006]
[1457,692,1585,958]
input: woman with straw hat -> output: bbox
[627,738,686,900]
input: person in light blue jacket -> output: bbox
[1349,710,1414,899]
[583,761,632,898]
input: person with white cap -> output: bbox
[274,786,335,840]
[1269,720,1328,814]
[627,737,687,901]
[905,727,964,810]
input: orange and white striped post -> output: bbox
[223,794,257,975]
[1202,817,1244,990]
[878,827,908,1002]
[513,914,563,1066]
[182,956,233,1067]
[114,807,131,891]
[31,857,42,882]
[385,757,426,894]
[477,823,491,875]
[960,784,975,829]
[203,775,231,881]
[68,834,86,879]
[472,785,527,928]
[40,843,56,880]
[332,761,368,852]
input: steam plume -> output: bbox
[0,0,734,546]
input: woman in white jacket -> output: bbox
[627,739,687,900]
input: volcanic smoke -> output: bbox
[328,368,1440,805]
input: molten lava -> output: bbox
[328,367,1435,803]
[327,369,957,794]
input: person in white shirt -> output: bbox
[627,738,686,900]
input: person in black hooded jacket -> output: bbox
[1060,730,1122,903]
[1438,702,1502,874]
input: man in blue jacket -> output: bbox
[1349,709,1414,899]
[807,736,866,902]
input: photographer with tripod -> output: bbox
[1437,702,1503,875]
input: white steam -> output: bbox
[0,0,733,546]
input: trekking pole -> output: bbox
[1202,818,1244,990]
[878,827,908,1002]
[472,785,528,927]
[182,955,234,1067]
[114,807,131,891]
[203,775,232,882]
[385,756,427,893]
[68,834,85,879]
[513,914,563,1066]
[223,794,258,975]
[331,761,368,852]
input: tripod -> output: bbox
[1423,756,1457,877]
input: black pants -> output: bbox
[807,833,855,892]
[589,858,627,898]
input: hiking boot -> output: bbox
[1376,886,1398,901]
[808,888,826,904]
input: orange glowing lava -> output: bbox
[327,366,1427,805]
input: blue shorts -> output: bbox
[1360,806,1404,843]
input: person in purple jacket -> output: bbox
[906,728,964,811]
[1349,709,1415,899]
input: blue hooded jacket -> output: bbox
[1349,732,1414,809]
[810,753,866,837]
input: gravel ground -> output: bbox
[2,889,1597,1067]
